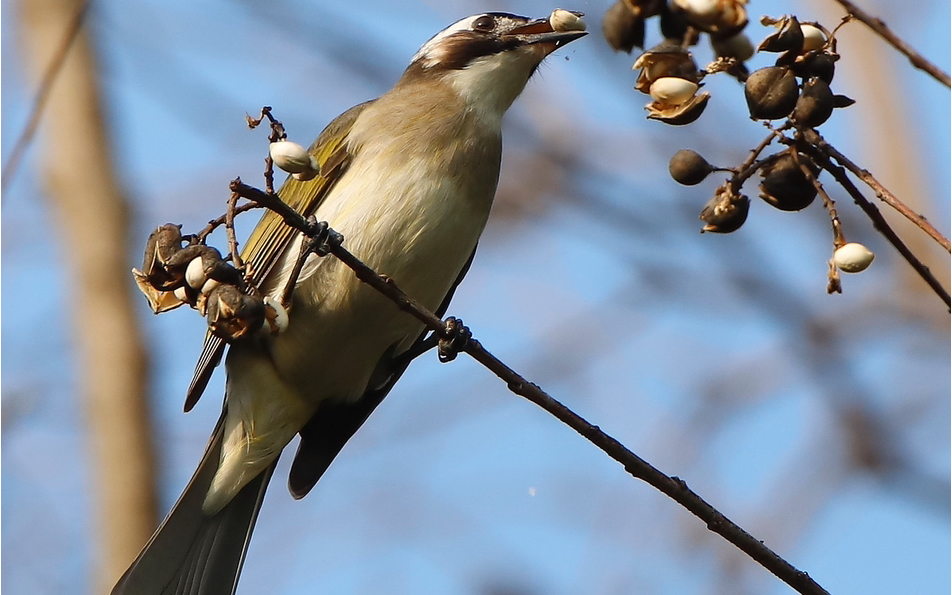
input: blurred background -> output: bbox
[2,0,949,594]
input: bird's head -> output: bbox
[400,12,587,121]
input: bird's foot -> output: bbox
[438,317,471,363]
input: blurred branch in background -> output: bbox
[16,0,158,590]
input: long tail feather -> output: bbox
[112,412,275,595]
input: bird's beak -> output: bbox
[503,13,588,54]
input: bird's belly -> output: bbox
[266,157,492,404]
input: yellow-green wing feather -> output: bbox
[242,100,372,285]
[184,99,375,411]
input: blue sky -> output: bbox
[3,1,950,594]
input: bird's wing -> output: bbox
[184,100,375,412]
[287,246,477,498]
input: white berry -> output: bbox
[649,77,699,105]
[833,242,875,273]
[550,9,586,32]
[269,141,313,175]
[800,24,826,52]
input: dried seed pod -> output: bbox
[758,15,804,54]
[602,1,645,52]
[669,149,715,185]
[759,152,819,211]
[833,242,875,273]
[647,91,710,125]
[744,66,799,120]
[550,9,586,32]
[140,223,185,290]
[792,77,835,128]
[659,4,690,42]
[711,31,755,62]
[700,184,750,233]
[793,51,837,83]
[633,44,700,93]
[132,269,186,314]
[205,284,266,342]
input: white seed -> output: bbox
[800,24,826,52]
[712,32,754,62]
[833,242,875,273]
[549,9,586,32]
[201,278,220,296]
[185,256,206,289]
[649,77,699,105]
[269,141,313,174]
[675,0,719,18]
[264,296,289,334]
[173,285,189,302]
[292,156,321,181]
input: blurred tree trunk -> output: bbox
[17,0,158,591]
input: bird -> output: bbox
[113,11,585,595]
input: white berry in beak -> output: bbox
[550,9,586,32]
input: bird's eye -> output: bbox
[472,15,495,32]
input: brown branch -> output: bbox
[1,0,90,195]
[828,0,951,88]
[797,144,952,308]
[229,179,831,595]
[195,200,260,243]
[729,125,789,193]
[804,130,950,253]
[790,150,845,294]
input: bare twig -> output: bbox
[790,149,845,294]
[804,130,951,253]
[229,179,831,595]
[196,201,260,243]
[828,0,951,88]
[729,124,789,192]
[790,149,845,248]
[225,191,244,270]
[798,144,952,308]
[1,0,90,195]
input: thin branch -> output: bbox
[229,179,831,595]
[790,150,845,294]
[828,0,951,88]
[797,144,952,308]
[1,0,91,195]
[195,201,260,243]
[804,130,951,253]
[729,124,788,192]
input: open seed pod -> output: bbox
[759,152,819,211]
[700,183,750,233]
[647,91,711,125]
[139,223,185,290]
[633,43,701,94]
[758,15,804,54]
[205,284,266,342]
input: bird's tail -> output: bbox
[112,411,276,595]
